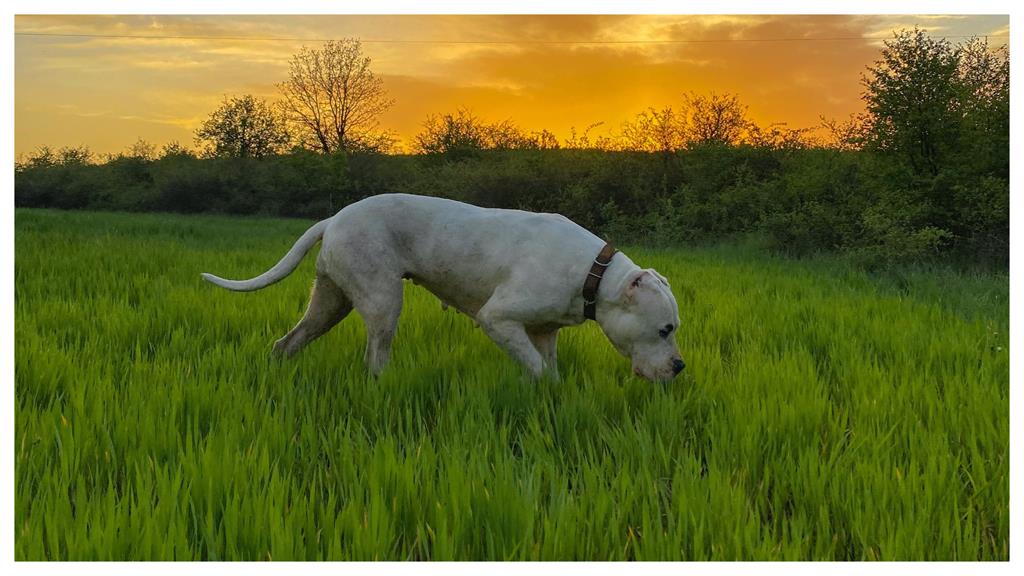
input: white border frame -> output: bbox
[4,2,1019,574]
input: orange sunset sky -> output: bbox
[14,14,1010,157]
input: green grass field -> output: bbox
[15,208,1009,560]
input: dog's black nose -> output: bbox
[672,358,686,375]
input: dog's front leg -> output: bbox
[477,313,545,378]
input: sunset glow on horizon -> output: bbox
[14,14,1010,157]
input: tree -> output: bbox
[860,29,962,176]
[563,122,606,150]
[955,38,1009,178]
[621,107,685,153]
[17,147,57,171]
[414,109,543,158]
[15,146,91,171]
[860,29,1011,178]
[820,113,868,151]
[681,91,750,146]
[744,122,814,150]
[277,39,394,154]
[529,129,561,150]
[195,95,289,159]
[126,138,156,161]
[484,119,536,150]
[159,141,197,160]
[415,108,488,158]
[859,29,1009,263]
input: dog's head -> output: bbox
[598,268,685,382]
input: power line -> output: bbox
[14,31,1010,45]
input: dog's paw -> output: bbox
[271,339,290,358]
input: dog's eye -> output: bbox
[659,324,674,338]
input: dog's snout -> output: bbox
[672,358,686,375]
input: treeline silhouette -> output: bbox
[15,30,1008,268]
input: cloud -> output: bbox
[14,14,1010,156]
[404,15,886,137]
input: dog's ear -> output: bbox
[622,270,651,301]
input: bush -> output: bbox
[951,175,1009,266]
[13,143,1008,269]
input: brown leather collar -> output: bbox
[583,243,618,320]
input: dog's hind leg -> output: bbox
[273,275,352,358]
[350,279,404,377]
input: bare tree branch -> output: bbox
[277,39,393,154]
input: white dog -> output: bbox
[202,193,685,381]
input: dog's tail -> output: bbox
[201,219,330,292]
